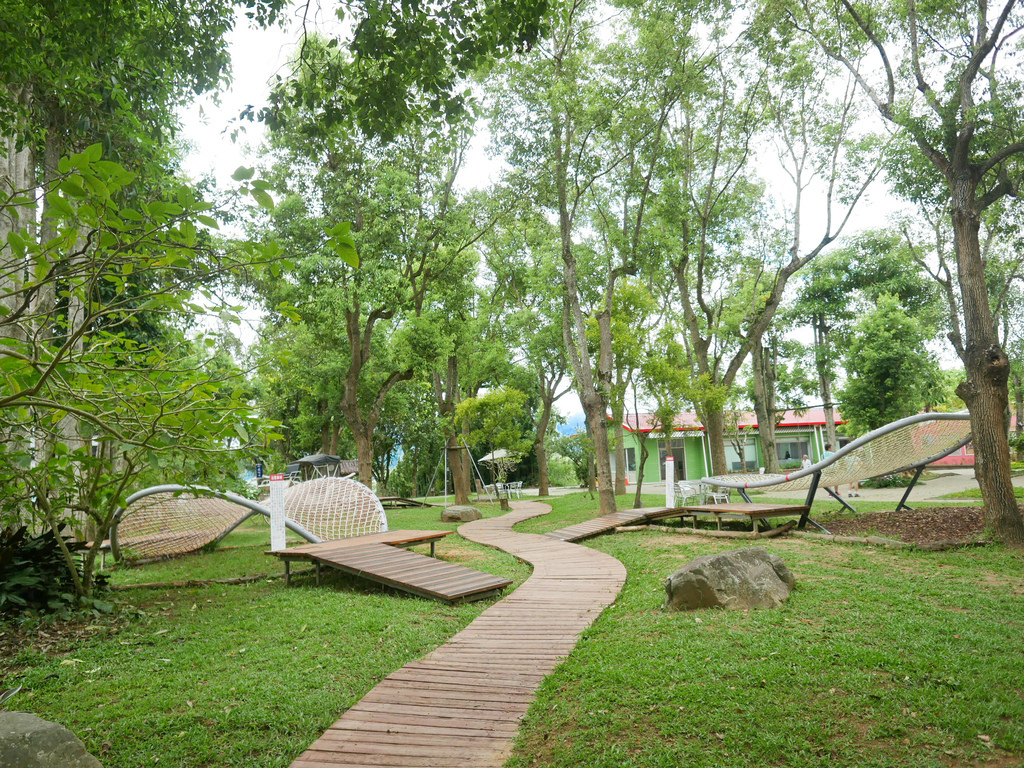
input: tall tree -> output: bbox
[255,66,481,484]
[490,0,619,512]
[840,294,941,435]
[780,0,1024,543]
[485,207,573,497]
[665,31,877,475]
[492,0,695,512]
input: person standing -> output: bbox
[822,443,839,495]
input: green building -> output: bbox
[612,408,848,483]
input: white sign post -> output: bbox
[269,473,286,551]
[665,456,675,508]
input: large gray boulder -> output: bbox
[0,712,103,768]
[664,547,795,611]
[441,505,482,523]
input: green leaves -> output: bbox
[233,167,275,210]
[325,222,359,267]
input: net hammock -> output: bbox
[283,477,388,541]
[112,493,252,560]
[113,478,388,560]
[702,412,972,491]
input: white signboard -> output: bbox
[665,456,675,508]
[269,473,286,551]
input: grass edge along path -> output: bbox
[289,499,628,768]
[503,496,1024,768]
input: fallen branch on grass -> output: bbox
[110,570,315,590]
[790,531,910,548]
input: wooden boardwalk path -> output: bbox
[290,501,626,768]
[543,507,662,542]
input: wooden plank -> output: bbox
[543,509,654,542]
[274,539,510,603]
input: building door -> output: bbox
[659,438,686,481]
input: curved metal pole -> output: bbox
[111,484,321,562]
[701,411,972,490]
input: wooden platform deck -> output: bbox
[543,502,814,542]
[378,496,436,508]
[269,530,512,604]
[290,501,627,768]
[542,507,662,542]
[648,502,812,531]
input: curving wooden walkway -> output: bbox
[290,500,626,768]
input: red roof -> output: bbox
[620,407,846,434]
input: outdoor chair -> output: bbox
[674,482,702,505]
[701,482,730,504]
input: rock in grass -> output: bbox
[0,712,103,767]
[441,505,482,523]
[664,547,795,611]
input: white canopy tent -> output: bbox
[478,449,509,463]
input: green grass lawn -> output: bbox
[941,485,1024,500]
[506,495,1024,767]
[3,493,1022,767]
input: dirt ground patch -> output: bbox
[823,506,997,545]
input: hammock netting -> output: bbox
[114,478,388,560]
[703,413,972,491]
[283,477,388,541]
[113,493,250,560]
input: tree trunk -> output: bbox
[1014,373,1023,463]
[584,391,615,509]
[353,428,374,487]
[814,316,839,450]
[433,356,471,505]
[554,106,616,514]
[632,433,650,508]
[330,422,341,455]
[751,343,780,473]
[611,400,627,494]
[0,93,35,526]
[703,408,728,476]
[950,177,1024,545]
[535,396,554,497]
[0,88,33,342]
[459,417,473,499]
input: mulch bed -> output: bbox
[823,505,991,546]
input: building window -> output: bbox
[726,441,758,472]
[625,447,636,473]
[777,440,809,468]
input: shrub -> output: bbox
[861,473,914,488]
[0,527,108,617]
[546,454,577,487]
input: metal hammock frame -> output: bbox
[111,478,389,562]
[700,411,972,521]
